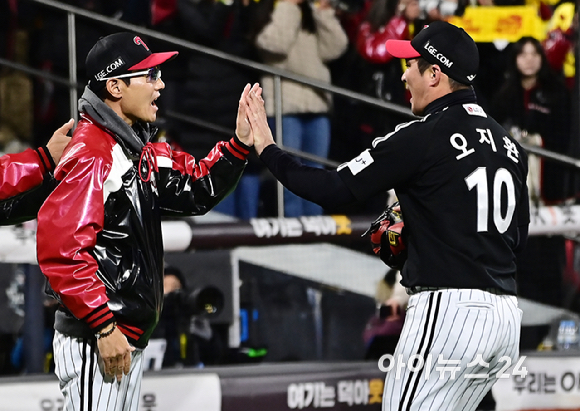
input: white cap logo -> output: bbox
[424,41,453,68]
[94,57,126,81]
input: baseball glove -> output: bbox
[362,201,407,270]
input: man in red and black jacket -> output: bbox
[36,33,255,411]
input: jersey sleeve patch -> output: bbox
[344,149,374,175]
[463,104,487,117]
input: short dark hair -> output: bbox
[416,57,470,92]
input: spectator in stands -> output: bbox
[491,36,571,205]
[491,36,571,309]
[249,0,348,217]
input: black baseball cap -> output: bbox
[386,21,479,85]
[86,32,178,92]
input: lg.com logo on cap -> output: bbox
[424,41,453,68]
[94,57,126,81]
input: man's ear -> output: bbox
[106,79,123,99]
[429,65,442,86]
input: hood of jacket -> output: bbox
[78,86,154,157]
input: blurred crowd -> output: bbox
[0,0,579,374]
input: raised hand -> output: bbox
[235,83,261,146]
[244,85,275,155]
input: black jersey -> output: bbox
[337,89,529,294]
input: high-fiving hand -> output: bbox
[235,83,262,147]
[242,83,276,155]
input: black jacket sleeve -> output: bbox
[260,145,356,209]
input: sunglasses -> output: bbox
[101,66,161,83]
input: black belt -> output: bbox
[405,286,509,296]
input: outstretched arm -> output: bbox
[155,84,260,215]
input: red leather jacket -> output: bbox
[0,147,56,224]
[0,147,53,200]
[37,113,248,348]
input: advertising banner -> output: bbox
[0,373,221,411]
[139,373,221,411]
[448,6,547,43]
[220,365,385,411]
[492,354,580,411]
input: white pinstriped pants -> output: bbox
[382,289,522,411]
[53,331,144,411]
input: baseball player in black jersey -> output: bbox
[244,20,530,411]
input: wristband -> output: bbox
[95,322,116,340]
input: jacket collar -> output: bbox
[423,87,477,117]
[78,86,154,157]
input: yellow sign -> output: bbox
[331,215,352,235]
[368,378,384,404]
[448,6,547,43]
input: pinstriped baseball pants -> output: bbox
[382,289,522,411]
[53,331,144,411]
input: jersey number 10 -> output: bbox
[465,167,516,234]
